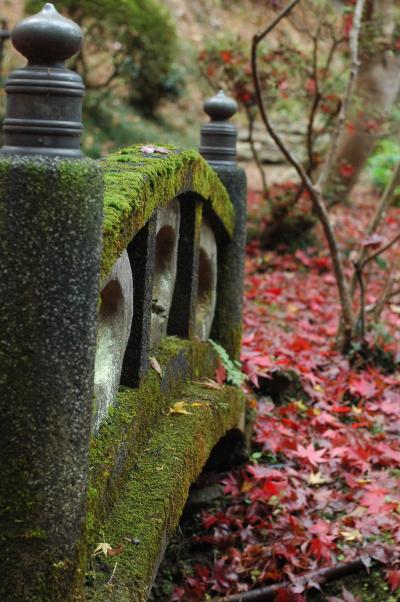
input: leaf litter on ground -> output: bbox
[170,188,400,601]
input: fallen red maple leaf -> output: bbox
[387,568,400,592]
[293,443,328,467]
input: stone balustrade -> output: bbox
[0,4,247,601]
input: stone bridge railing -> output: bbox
[0,5,247,602]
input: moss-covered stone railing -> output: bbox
[0,5,248,602]
[84,142,247,600]
[101,145,234,280]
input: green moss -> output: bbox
[86,338,221,543]
[85,382,245,601]
[100,145,234,279]
[84,337,246,600]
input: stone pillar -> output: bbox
[200,90,247,361]
[168,196,202,339]
[121,215,156,387]
[0,4,103,601]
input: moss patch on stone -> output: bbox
[100,145,234,279]
[87,337,244,539]
[87,338,221,544]
[85,382,245,602]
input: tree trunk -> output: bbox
[325,0,400,203]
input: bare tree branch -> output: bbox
[354,261,366,338]
[350,161,400,296]
[306,34,321,175]
[361,231,400,269]
[254,0,301,43]
[251,0,355,345]
[371,268,394,321]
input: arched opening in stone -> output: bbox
[155,225,176,278]
[150,199,180,349]
[99,280,122,320]
[93,250,133,431]
[197,248,213,313]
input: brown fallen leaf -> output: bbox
[194,377,223,390]
[150,356,162,377]
[107,543,125,557]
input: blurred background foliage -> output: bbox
[0,0,399,183]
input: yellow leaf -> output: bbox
[93,542,113,557]
[351,405,363,415]
[241,480,253,493]
[308,471,327,486]
[190,401,211,408]
[340,528,363,543]
[294,400,307,413]
[167,401,192,415]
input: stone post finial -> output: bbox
[200,90,238,166]
[1,3,85,157]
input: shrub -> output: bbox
[367,138,400,202]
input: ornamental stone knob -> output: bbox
[200,90,238,166]
[1,3,85,157]
[203,90,238,122]
[12,3,82,66]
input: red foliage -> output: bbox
[172,190,400,601]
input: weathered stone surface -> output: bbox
[93,250,133,431]
[0,156,103,601]
[150,198,180,350]
[195,220,218,340]
[211,165,247,360]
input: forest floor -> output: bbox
[152,185,400,602]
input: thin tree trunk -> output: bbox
[325,0,400,203]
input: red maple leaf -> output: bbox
[348,377,377,399]
[215,360,227,384]
[339,162,355,179]
[293,443,328,467]
[387,569,400,592]
[360,487,390,514]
